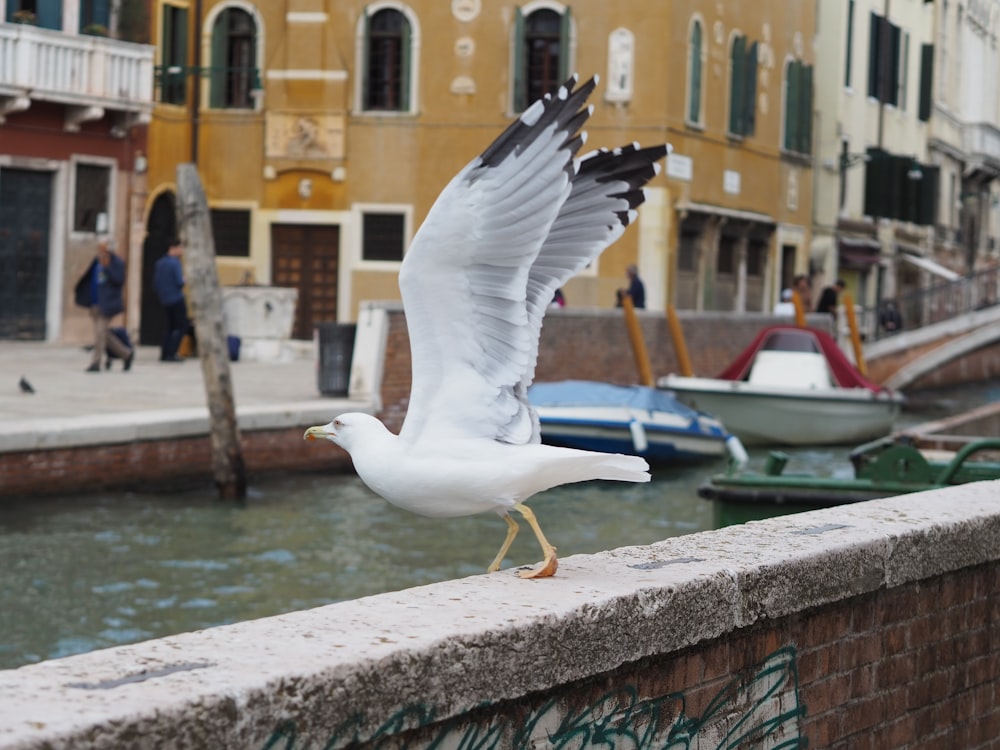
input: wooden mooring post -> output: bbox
[176,163,247,500]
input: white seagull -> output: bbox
[306,75,668,578]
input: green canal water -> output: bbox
[1,383,995,670]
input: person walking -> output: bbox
[816,279,846,318]
[616,264,646,308]
[74,238,134,373]
[153,240,189,362]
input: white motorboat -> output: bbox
[658,326,904,446]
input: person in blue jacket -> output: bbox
[74,238,134,372]
[153,240,189,362]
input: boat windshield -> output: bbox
[759,330,821,353]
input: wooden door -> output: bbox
[270,224,339,340]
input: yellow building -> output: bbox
[661,0,816,312]
[142,1,814,344]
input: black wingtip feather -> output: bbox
[478,76,597,169]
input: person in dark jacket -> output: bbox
[816,278,846,318]
[615,264,646,308]
[74,238,134,372]
[153,240,188,362]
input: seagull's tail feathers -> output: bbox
[587,452,652,483]
[535,446,651,490]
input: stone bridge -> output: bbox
[863,305,1000,391]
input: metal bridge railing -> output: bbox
[859,266,1000,342]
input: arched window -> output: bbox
[364,8,412,111]
[514,5,571,111]
[210,7,258,109]
[687,19,703,123]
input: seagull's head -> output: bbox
[304,413,388,453]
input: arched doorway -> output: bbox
[141,192,178,345]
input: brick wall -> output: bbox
[0,427,350,497]
[374,562,998,750]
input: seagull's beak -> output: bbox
[304,425,332,442]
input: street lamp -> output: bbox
[839,150,871,211]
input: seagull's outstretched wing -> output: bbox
[398,76,595,444]
[398,76,669,447]
[518,143,671,415]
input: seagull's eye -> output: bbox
[334,419,343,428]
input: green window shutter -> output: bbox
[785,61,800,151]
[744,41,758,135]
[868,12,881,98]
[513,7,526,111]
[729,35,746,134]
[845,0,855,87]
[888,22,901,106]
[210,9,229,108]
[689,21,702,122]
[400,15,411,111]
[362,8,371,109]
[178,8,188,67]
[799,64,814,154]
[864,148,889,218]
[889,154,911,221]
[558,6,571,82]
[919,43,934,121]
[917,165,940,226]
[162,7,173,61]
[160,7,174,103]
[36,0,62,30]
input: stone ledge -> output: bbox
[0,482,997,749]
[0,399,371,452]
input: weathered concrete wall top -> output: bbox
[0,482,997,749]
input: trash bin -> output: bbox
[316,323,356,396]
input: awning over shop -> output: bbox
[897,252,961,281]
[837,237,882,268]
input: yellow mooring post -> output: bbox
[622,293,655,386]
[666,303,694,377]
[792,290,807,328]
[841,292,868,377]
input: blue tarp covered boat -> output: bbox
[528,380,733,464]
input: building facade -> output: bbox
[0,0,153,343]
[144,0,689,345]
[813,0,955,327]
[662,0,815,313]
[140,0,818,349]
[927,0,1000,280]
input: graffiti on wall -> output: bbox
[262,646,805,749]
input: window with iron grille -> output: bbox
[362,212,405,262]
[678,231,699,271]
[513,7,571,112]
[210,209,251,257]
[210,7,257,109]
[365,9,411,111]
[73,164,111,233]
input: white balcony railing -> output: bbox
[0,23,153,113]
[963,121,1000,164]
